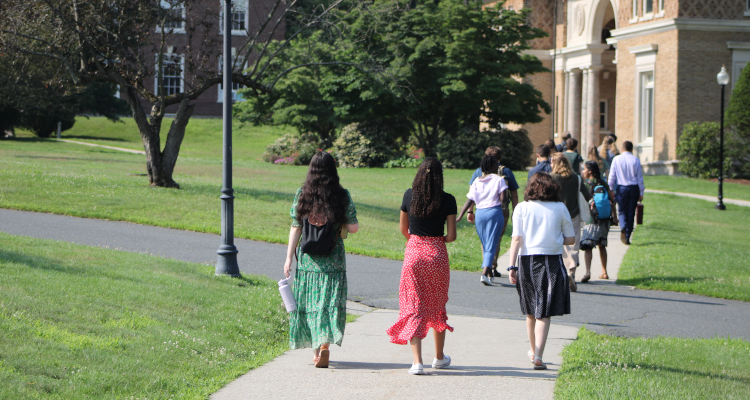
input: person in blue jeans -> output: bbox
[468,146,519,278]
[607,141,644,245]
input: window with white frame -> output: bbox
[644,0,653,15]
[746,0,750,16]
[159,0,185,33]
[639,72,654,141]
[599,100,608,131]
[155,54,184,96]
[632,0,638,18]
[220,0,248,35]
[218,53,244,102]
[659,0,665,12]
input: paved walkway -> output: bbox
[3,209,750,399]
[645,189,750,207]
[55,139,146,155]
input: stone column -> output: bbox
[586,66,602,153]
[568,70,582,142]
[580,68,589,146]
[563,71,571,134]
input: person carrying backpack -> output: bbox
[579,161,618,281]
[283,151,359,368]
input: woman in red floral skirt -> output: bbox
[387,158,457,375]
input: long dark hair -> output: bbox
[584,161,604,187]
[295,152,348,226]
[410,158,444,218]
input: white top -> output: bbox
[511,201,575,256]
[467,174,508,209]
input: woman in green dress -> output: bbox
[282,151,359,368]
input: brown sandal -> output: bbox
[599,273,609,280]
[581,274,591,283]
[315,349,329,368]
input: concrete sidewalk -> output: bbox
[211,304,578,400]
[645,189,750,207]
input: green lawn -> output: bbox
[645,175,750,202]
[0,232,289,399]
[16,116,292,161]
[3,117,521,271]
[619,193,750,302]
[555,328,750,400]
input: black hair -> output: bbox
[584,161,604,187]
[623,140,634,152]
[410,158,444,218]
[536,144,551,158]
[480,155,498,174]
[295,152,348,226]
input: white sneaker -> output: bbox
[409,363,425,375]
[480,275,492,286]
[432,355,451,369]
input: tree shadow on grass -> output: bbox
[13,155,140,163]
[565,361,750,385]
[0,248,140,284]
[188,184,401,223]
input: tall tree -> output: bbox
[726,65,750,177]
[241,0,550,157]
[0,0,354,187]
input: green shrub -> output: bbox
[262,132,319,165]
[726,64,750,178]
[332,122,405,168]
[676,122,730,179]
[437,128,533,170]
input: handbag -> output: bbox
[577,175,591,223]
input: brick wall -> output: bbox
[136,0,285,117]
[614,29,678,159]
[522,59,554,150]
[676,30,750,156]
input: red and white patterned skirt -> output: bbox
[386,235,454,345]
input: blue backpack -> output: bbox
[592,185,611,219]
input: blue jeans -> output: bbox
[616,185,640,237]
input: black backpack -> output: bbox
[299,218,340,256]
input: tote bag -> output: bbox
[577,175,592,223]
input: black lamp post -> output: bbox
[715,66,730,211]
[216,0,240,276]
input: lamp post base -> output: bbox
[216,245,241,277]
[715,202,726,211]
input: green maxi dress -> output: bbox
[289,188,358,350]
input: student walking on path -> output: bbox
[507,172,575,371]
[586,144,610,178]
[599,135,619,167]
[457,156,508,285]
[467,146,519,278]
[563,138,585,175]
[387,158,457,375]
[550,153,591,292]
[608,141,645,245]
[579,161,618,281]
[283,152,360,368]
[527,144,552,181]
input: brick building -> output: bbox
[484,0,750,174]
[125,0,285,117]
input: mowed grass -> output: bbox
[2,118,524,271]
[15,116,291,161]
[555,328,750,400]
[618,193,750,302]
[0,231,289,399]
[644,175,750,202]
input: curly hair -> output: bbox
[524,172,561,202]
[410,158,444,218]
[480,155,498,174]
[550,153,573,178]
[295,152,349,226]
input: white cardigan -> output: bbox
[511,201,575,256]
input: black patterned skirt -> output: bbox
[515,254,571,319]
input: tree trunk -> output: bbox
[122,87,183,188]
[161,98,195,180]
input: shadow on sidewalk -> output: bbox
[330,361,556,378]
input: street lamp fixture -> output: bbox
[216,0,241,276]
[715,66,729,211]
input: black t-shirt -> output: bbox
[400,189,458,237]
